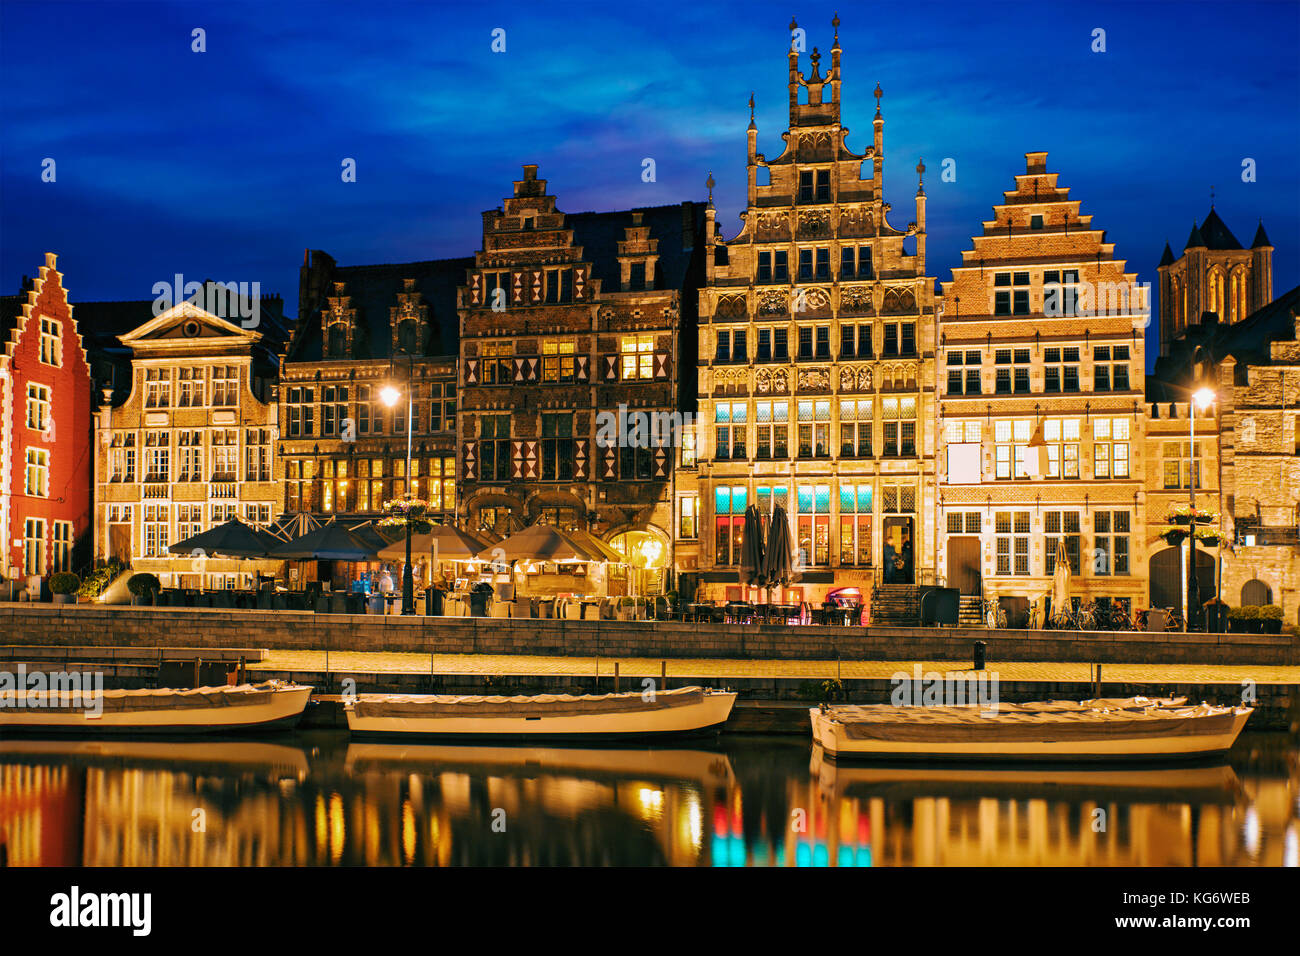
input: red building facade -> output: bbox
[0,253,93,582]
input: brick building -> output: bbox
[457,165,707,595]
[90,288,288,587]
[695,16,937,606]
[938,152,1149,624]
[0,254,93,584]
[1156,207,1273,356]
[285,252,470,544]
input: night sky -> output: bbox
[2,0,1297,366]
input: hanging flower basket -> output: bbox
[1168,505,1218,525]
[1160,527,1189,546]
[1194,528,1221,546]
[378,497,433,534]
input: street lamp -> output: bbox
[381,357,416,615]
[1186,386,1215,632]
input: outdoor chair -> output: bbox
[513,597,533,618]
[490,598,511,618]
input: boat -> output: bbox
[809,696,1252,761]
[0,738,311,777]
[345,685,737,740]
[0,680,314,734]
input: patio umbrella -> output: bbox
[1050,537,1072,626]
[268,521,379,561]
[760,504,795,593]
[377,524,491,562]
[474,524,603,565]
[566,527,626,564]
[168,518,280,559]
[739,504,766,588]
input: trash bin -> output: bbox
[1146,608,1166,632]
[367,594,384,615]
[425,588,443,616]
[973,640,987,670]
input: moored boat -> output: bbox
[0,680,314,734]
[345,685,736,740]
[810,697,1252,762]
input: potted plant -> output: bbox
[1260,604,1284,634]
[468,581,493,617]
[1229,604,1260,633]
[77,559,128,601]
[126,572,161,606]
[1160,527,1189,546]
[49,572,81,605]
[1168,505,1218,526]
[1194,527,1221,547]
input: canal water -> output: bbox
[1,732,1296,866]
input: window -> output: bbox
[815,248,830,280]
[994,348,1031,395]
[242,504,271,527]
[714,485,747,566]
[542,341,576,382]
[480,341,514,384]
[24,448,49,497]
[995,511,1031,575]
[144,505,169,557]
[839,399,873,458]
[144,431,170,482]
[839,484,873,566]
[994,419,1032,479]
[24,518,46,575]
[841,246,873,279]
[425,456,456,513]
[714,402,747,460]
[947,511,982,535]
[1092,418,1130,478]
[393,384,412,436]
[144,367,170,408]
[679,495,699,540]
[755,485,789,522]
[755,400,788,459]
[541,413,574,481]
[796,483,831,567]
[245,428,272,482]
[479,415,511,482]
[755,250,789,283]
[109,432,136,482]
[797,399,831,457]
[178,367,205,407]
[618,443,653,480]
[994,272,1030,315]
[39,317,61,365]
[178,430,203,482]
[883,322,915,356]
[1162,441,1201,489]
[1044,347,1080,393]
[1030,214,1044,230]
[881,397,916,457]
[772,327,789,360]
[287,387,315,437]
[946,350,982,395]
[1043,270,1080,317]
[1043,419,1081,479]
[428,383,456,432]
[716,328,746,363]
[680,423,697,468]
[799,169,830,202]
[25,384,50,431]
[286,460,314,513]
[178,504,203,542]
[52,520,73,573]
[211,429,238,480]
[1045,511,1081,575]
[356,384,373,435]
[621,334,655,380]
[1093,345,1131,392]
[840,323,873,359]
[798,326,813,359]
[1093,511,1130,576]
[211,365,238,406]
[322,385,347,436]
[815,326,830,358]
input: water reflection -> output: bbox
[0,733,1295,867]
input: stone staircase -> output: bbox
[958,595,985,627]
[870,584,920,625]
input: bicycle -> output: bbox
[1163,607,1185,632]
[982,597,1006,628]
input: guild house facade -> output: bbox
[457,165,708,595]
[938,152,1150,624]
[695,16,938,608]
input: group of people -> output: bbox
[882,534,914,584]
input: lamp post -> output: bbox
[381,354,416,615]
[1186,386,1215,632]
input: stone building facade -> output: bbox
[695,17,937,604]
[92,291,286,587]
[1157,208,1273,356]
[285,252,469,537]
[0,254,94,583]
[938,152,1149,622]
[457,165,707,595]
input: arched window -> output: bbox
[1240,579,1272,606]
[398,320,419,354]
[327,323,347,358]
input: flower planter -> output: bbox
[1169,515,1193,526]
[1262,619,1282,634]
[52,593,76,605]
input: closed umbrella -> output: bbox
[1050,537,1072,626]
[739,504,766,589]
[760,504,795,593]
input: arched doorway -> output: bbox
[1240,579,1272,606]
[608,529,669,596]
[1148,546,1214,615]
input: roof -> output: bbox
[1159,241,1175,267]
[1198,208,1243,250]
[565,201,706,295]
[1184,221,1205,250]
[1252,221,1272,249]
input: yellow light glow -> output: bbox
[1193,387,1215,411]
[380,385,401,407]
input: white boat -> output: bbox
[0,681,314,734]
[810,697,1252,761]
[345,685,737,740]
[0,738,310,777]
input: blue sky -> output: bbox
[2,0,1297,363]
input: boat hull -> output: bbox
[810,706,1252,762]
[0,685,314,735]
[346,690,736,741]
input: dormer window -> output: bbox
[629,262,646,291]
[522,215,535,231]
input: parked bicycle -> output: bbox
[982,597,1007,628]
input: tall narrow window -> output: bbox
[838,484,873,566]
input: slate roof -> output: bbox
[1198,208,1243,250]
[1252,221,1272,249]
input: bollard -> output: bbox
[973,640,987,670]
[614,662,620,693]
[661,660,667,692]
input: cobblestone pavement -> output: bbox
[252,650,1300,684]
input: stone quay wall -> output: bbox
[1,605,1295,665]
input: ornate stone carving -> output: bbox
[840,285,874,315]
[771,369,789,394]
[857,367,873,391]
[798,210,831,238]
[758,290,789,316]
[798,368,831,392]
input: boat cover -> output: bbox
[834,704,1244,743]
[353,685,707,720]
[20,681,296,712]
